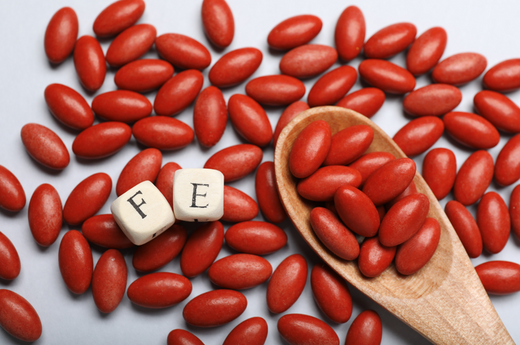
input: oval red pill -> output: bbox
[116,148,162,196]
[311,263,352,323]
[93,0,145,37]
[273,101,310,148]
[268,15,322,51]
[223,317,268,345]
[82,214,134,249]
[289,120,331,179]
[358,237,396,278]
[336,88,386,118]
[364,22,416,59]
[0,290,42,342]
[475,261,520,295]
[324,124,373,166]
[222,185,259,223]
[443,111,500,149]
[298,165,361,202]
[58,230,93,294]
[115,59,174,93]
[209,254,272,290]
[511,185,520,241]
[406,27,447,76]
[106,24,157,67]
[193,86,227,147]
[280,44,338,79]
[92,90,152,123]
[21,123,69,170]
[308,66,357,107]
[209,48,263,88]
[44,7,78,64]
[445,200,482,258]
[73,36,106,92]
[345,310,382,345]
[228,94,273,147]
[403,84,462,117]
[155,162,182,209]
[0,232,20,280]
[183,289,247,327]
[335,6,365,61]
[267,254,307,313]
[154,69,204,116]
[359,59,416,94]
[167,329,204,345]
[63,173,112,225]
[180,221,223,277]
[201,0,234,48]
[225,221,287,255]
[204,144,262,182]
[363,158,416,205]
[72,122,131,159]
[335,185,380,237]
[453,150,494,206]
[92,249,127,313]
[432,52,487,85]
[0,166,26,212]
[44,84,94,130]
[127,272,192,308]
[132,116,194,150]
[474,90,520,133]
[483,58,520,92]
[156,33,211,70]
[393,116,444,157]
[255,161,287,223]
[477,192,510,254]
[422,148,457,200]
[278,313,339,345]
[349,152,395,185]
[28,184,62,247]
[245,75,305,106]
[495,134,520,186]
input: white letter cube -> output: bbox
[173,168,224,222]
[111,180,175,245]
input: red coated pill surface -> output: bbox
[114,59,174,93]
[393,116,444,157]
[511,186,520,242]
[82,214,134,249]
[63,173,112,225]
[193,86,227,147]
[222,186,259,222]
[403,84,462,117]
[432,52,487,85]
[268,15,322,51]
[364,22,416,59]
[336,88,385,118]
[116,148,162,196]
[297,165,362,201]
[395,217,441,275]
[495,134,520,186]
[204,144,262,182]
[266,254,307,313]
[127,272,192,308]
[106,24,157,67]
[92,90,152,123]
[0,232,20,280]
[406,27,447,76]
[223,317,268,345]
[443,111,500,149]
[154,70,204,116]
[358,237,396,278]
[475,261,520,295]
[308,66,357,107]
[0,166,26,212]
[201,0,235,48]
[255,161,287,223]
[386,180,418,208]
[278,313,340,345]
[167,329,204,345]
[72,122,132,159]
[133,224,187,272]
[335,6,365,61]
[311,263,352,323]
[289,120,331,179]
[324,124,373,166]
[92,249,127,313]
[363,158,416,205]
[245,75,305,106]
[44,7,78,64]
[474,90,520,133]
[453,150,494,206]
[477,192,510,254]
[208,254,272,289]
[155,162,182,209]
[359,59,416,94]
[21,123,70,170]
[345,310,382,345]
[349,152,395,185]
[44,84,94,130]
[58,230,93,294]
[180,221,224,277]
[483,58,520,92]
[209,48,263,88]
[379,193,430,247]
[28,183,62,247]
[132,116,194,150]
[156,33,211,70]
[225,221,287,255]
[273,101,310,148]
[445,200,482,258]
[422,148,457,200]
[0,290,42,342]
[280,44,338,79]
[73,36,106,92]
[228,94,273,147]
[183,289,247,327]
[335,185,380,237]
[93,0,145,37]
[310,207,360,260]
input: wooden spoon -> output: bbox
[274,106,515,345]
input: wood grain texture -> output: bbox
[274,106,515,345]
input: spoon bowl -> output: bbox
[274,106,514,345]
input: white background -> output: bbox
[1,0,520,344]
